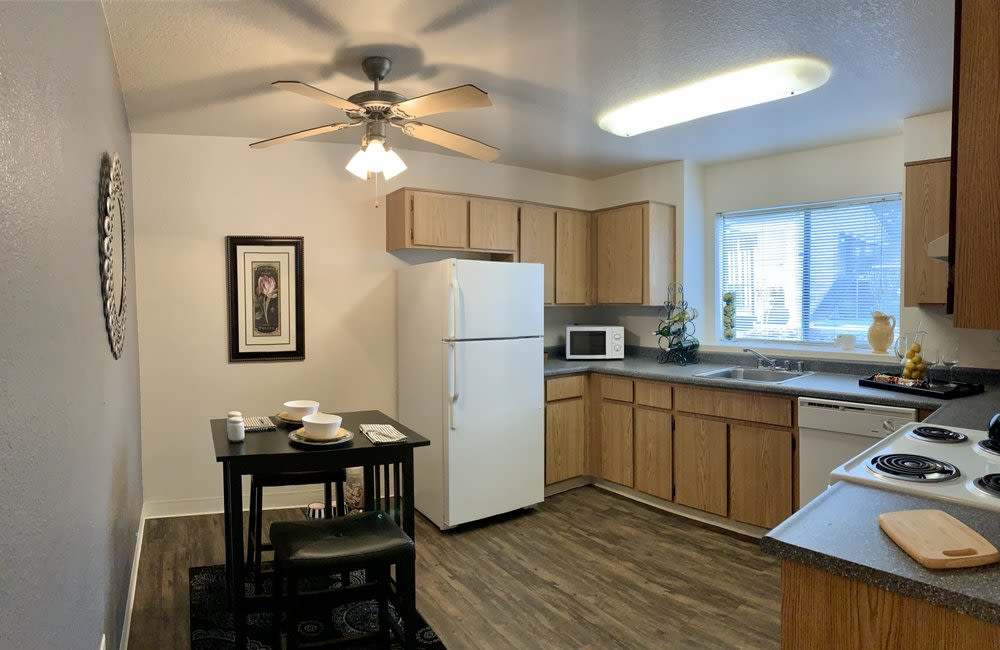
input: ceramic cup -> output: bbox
[283,400,319,420]
[301,413,343,441]
[835,334,856,351]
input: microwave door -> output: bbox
[569,330,607,358]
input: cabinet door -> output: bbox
[634,408,672,500]
[903,160,949,306]
[599,401,633,486]
[596,204,644,304]
[411,192,468,248]
[729,424,793,528]
[545,398,587,485]
[469,199,518,251]
[673,415,728,516]
[520,206,556,303]
[555,209,592,304]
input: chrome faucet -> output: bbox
[743,348,779,369]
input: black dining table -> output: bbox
[210,409,430,648]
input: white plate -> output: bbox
[288,428,353,447]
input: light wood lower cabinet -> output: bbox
[729,424,794,528]
[674,384,793,428]
[599,401,633,487]
[545,397,587,485]
[673,414,728,516]
[634,408,672,500]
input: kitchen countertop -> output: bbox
[543,355,1000,427]
[547,353,1000,622]
[761,482,1000,625]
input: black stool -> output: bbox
[246,469,348,583]
[270,511,416,649]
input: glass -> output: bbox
[941,341,960,384]
[894,331,927,381]
[921,343,942,387]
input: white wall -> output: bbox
[132,133,593,509]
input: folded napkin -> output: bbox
[360,424,407,445]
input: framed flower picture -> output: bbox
[225,236,304,362]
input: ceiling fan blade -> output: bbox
[249,122,355,149]
[392,84,491,119]
[400,122,500,161]
[272,81,361,112]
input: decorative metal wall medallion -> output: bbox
[99,153,127,359]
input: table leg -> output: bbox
[225,465,247,648]
[363,464,375,512]
[222,462,234,605]
[402,449,415,542]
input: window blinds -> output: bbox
[718,194,902,345]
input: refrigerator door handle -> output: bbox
[448,266,459,340]
[448,342,459,429]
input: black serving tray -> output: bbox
[858,374,985,399]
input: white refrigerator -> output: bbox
[397,259,545,529]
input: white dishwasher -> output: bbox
[797,397,916,507]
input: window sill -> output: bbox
[704,340,897,363]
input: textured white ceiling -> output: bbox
[103,0,954,179]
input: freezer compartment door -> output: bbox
[451,260,543,340]
[445,337,544,527]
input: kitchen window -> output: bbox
[717,194,902,346]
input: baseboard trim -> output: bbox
[119,501,148,650]
[544,475,592,497]
[590,479,768,540]
[143,486,329,519]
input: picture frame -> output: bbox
[225,235,304,362]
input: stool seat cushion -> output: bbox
[270,512,413,570]
[252,469,347,487]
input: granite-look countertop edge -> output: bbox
[760,535,1000,625]
[761,483,1000,626]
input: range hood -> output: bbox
[927,234,950,262]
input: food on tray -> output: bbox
[873,373,925,387]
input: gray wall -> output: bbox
[0,2,142,648]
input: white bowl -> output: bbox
[283,400,319,420]
[301,413,343,441]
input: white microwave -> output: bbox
[565,326,625,360]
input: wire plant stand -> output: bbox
[656,282,700,365]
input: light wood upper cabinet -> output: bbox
[599,400,633,487]
[555,209,593,304]
[952,1,1000,329]
[596,204,644,303]
[903,160,950,306]
[469,199,518,252]
[411,191,468,248]
[634,408,672,500]
[729,424,793,528]
[673,414,728,516]
[594,201,675,306]
[545,397,587,485]
[519,205,556,304]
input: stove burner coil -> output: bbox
[866,454,960,482]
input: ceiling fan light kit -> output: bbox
[598,56,832,137]
[251,55,499,181]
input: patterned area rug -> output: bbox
[189,564,444,649]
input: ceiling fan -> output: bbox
[250,56,500,180]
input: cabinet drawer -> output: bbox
[635,380,671,409]
[546,375,586,402]
[674,385,792,428]
[600,375,634,402]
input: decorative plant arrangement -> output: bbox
[722,291,736,341]
[655,282,700,365]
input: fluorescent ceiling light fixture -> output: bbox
[597,57,832,137]
[345,139,408,180]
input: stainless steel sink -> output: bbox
[695,367,812,383]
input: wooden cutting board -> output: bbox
[878,509,1000,569]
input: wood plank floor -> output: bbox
[128,486,780,649]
